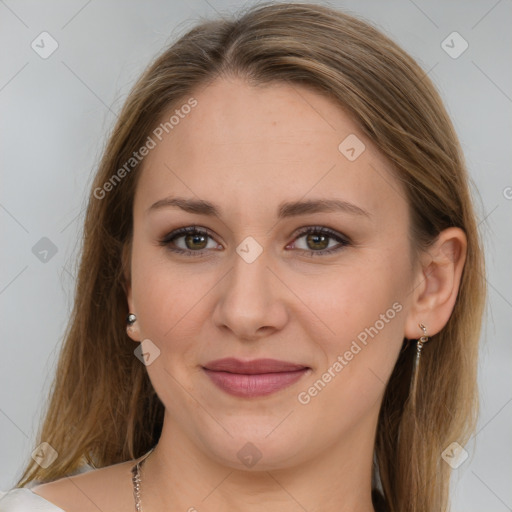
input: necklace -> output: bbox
[131,447,155,512]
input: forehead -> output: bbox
[133,77,408,225]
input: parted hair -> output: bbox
[17,3,486,511]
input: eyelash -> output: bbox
[158,225,351,258]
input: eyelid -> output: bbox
[159,225,216,244]
[292,225,351,243]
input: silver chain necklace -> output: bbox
[131,447,155,512]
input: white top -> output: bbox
[1,449,153,512]
[0,461,96,512]
[0,488,65,511]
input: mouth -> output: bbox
[202,358,311,398]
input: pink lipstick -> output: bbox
[202,358,310,398]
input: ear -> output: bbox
[404,227,467,339]
[121,240,140,342]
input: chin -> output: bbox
[197,422,310,471]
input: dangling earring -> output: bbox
[409,322,430,407]
[127,313,137,329]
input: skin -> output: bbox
[32,77,466,512]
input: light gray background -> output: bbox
[1,0,511,510]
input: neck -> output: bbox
[139,411,378,512]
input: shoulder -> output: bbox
[22,459,136,512]
[0,487,65,511]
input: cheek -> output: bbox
[296,252,409,400]
[302,251,408,343]
[129,247,210,403]
[129,240,220,355]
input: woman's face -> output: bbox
[126,77,420,470]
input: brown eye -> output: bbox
[305,232,330,251]
[159,226,219,257]
[290,227,351,256]
[183,232,208,250]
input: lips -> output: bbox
[202,358,310,397]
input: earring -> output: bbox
[415,323,430,366]
[127,313,137,326]
[409,323,430,407]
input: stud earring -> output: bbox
[127,313,137,326]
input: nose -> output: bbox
[212,247,289,342]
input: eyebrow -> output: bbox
[147,196,371,219]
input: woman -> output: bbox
[0,2,485,511]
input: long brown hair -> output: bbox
[16,3,486,511]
